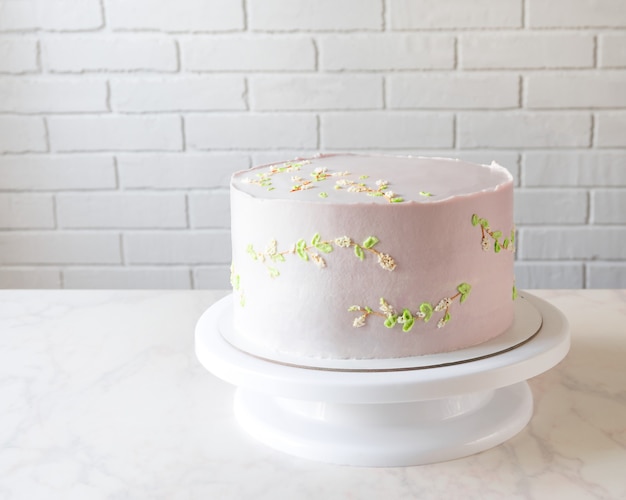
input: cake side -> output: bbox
[228,155,515,360]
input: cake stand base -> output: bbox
[195,292,569,467]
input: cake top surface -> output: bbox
[231,154,513,204]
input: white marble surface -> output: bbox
[0,289,624,499]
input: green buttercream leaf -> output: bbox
[384,315,398,328]
[272,253,286,262]
[296,240,308,261]
[359,175,369,180]
[471,214,479,226]
[503,238,509,249]
[402,317,415,332]
[444,311,451,323]
[311,233,321,246]
[480,219,489,228]
[319,192,328,198]
[354,245,365,261]
[362,236,379,249]
[402,309,413,323]
[494,241,501,253]
[511,229,515,244]
[315,242,333,253]
[493,230,502,239]
[246,244,257,260]
[512,285,518,300]
[457,283,471,297]
[420,302,433,322]
[391,197,404,203]
[365,306,373,313]
[420,191,432,197]
[268,267,280,278]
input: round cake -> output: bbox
[228,154,516,361]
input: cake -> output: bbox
[228,154,516,361]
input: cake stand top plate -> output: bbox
[195,292,569,404]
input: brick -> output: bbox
[320,34,454,70]
[587,263,626,288]
[599,34,626,68]
[518,227,626,260]
[514,189,588,224]
[248,0,382,31]
[0,232,121,264]
[528,0,626,28]
[0,78,107,113]
[0,38,38,73]
[188,191,230,228]
[42,36,177,73]
[526,72,626,109]
[0,194,54,229]
[389,0,521,29]
[458,112,591,148]
[250,75,382,111]
[0,116,46,153]
[57,193,187,229]
[388,74,519,109]
[460,33,593,69]
[185,114,317,150]
[0,155,116,190]
[111,76,245,112]
[181,37,315,71]
[193,266,230,289]
[117,154,249,189]
[0,268,61,289]
[0,0,102,31]
[591,189,626,224]
[596,113,626,147]
[523,152,626,187]
[106,0,243,32]
[321,112,453,149]
[63,267,191,289]
[48,116,182,152]
[514,262,584,289]
[124,231,231,264]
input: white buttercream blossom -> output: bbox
[481,237,490,251]
[311,253,326,268]
[377,253,397,271]
[265,239,277,256]
[379,298,395,316]
[437,318,447,329]
[353,315,366,328]
[434,297,452,312]
[335,236,352,248]
[376,179,388,186]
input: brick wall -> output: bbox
[0,0,625,289]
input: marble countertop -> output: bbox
[0,289,624,499]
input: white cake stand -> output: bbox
[195,292,569,467]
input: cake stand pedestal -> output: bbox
[195,293,569,467]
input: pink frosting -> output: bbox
[229,154,515,360]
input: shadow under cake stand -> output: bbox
[195,292,569,467]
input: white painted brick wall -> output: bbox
[0,0,624,290]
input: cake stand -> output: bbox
[195,292,569,467]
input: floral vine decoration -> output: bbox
[471,214,515,253]
[335,178,404,203]
[290,167,350,193]
[229,264,245,307]
[242,160,311,191]
[246,233,396,278]
[349,283,471,332]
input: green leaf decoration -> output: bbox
[371,192,384,197]
[511,229,515,244]
[359,175,369,180]
[402,309,413,323]
[362,236,379,249]
[391,197,404,203]
[311,233,321,246]
[319,192,328,198]
[420,302,433,322]
[315,242,333,254]
[480,219,489,228]
[420,191,433,197]
[354,245,365,261]
[233,275,240,290]
[502,238,509,249]
[493,230,502,239]
[384,315,398,329]
[402,317,415,332]
[296,239,308,261]
[246,244,257,260]
[365,306,373,313]
[457,282,471,303]
[268,267,280,278]
[444,311,451,323]
[512,285,518,300]
[494,241,501,253]
[271,253,286,262]
[471,214,479,226]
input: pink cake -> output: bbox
[228,154,516,361]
